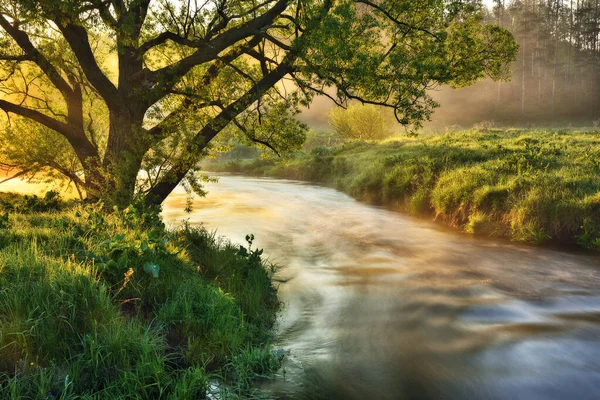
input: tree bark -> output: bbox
[100,109,148,206]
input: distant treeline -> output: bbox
[430,0,600,127]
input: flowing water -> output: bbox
[162,175,600,400]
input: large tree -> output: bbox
[0,0,517,206]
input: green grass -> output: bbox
[208,129,600,249]
[0,195,282,398]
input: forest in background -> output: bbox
[433,0,600,126]
[298,0,600,129]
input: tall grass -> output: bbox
[0,196,282,398]
[208,129,600,248]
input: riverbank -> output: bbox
[158,173,600,400]
[206,129,600,249]
[0,193,281,398]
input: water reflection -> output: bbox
[163,175,600,400]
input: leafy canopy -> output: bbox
[0,0,518,204]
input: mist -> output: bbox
[299,0,600,131]
[298,72,600,132]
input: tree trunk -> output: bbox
[521,52,526,117]
[552,0,559,116]
[145,62,293,206]
[101,110,148,206]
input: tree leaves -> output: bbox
[0,0,518,204]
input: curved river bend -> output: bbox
[162,175,600,400]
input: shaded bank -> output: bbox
[206,129,600,249]
[0,193,281,398]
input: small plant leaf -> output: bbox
[143,262,160,278]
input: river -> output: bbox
[162,174,600,400]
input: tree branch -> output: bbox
[0,14,76,101]
[55,21,122,110]
[138,31,199,53]
[85,0,118,29]
[232,118,281,157]
[0,169,31,184]
[145,61,293,204]
[142,35,263,107]
[0,99,74,138]
[47,160,85,188]
[0,99,100,161]
[355,0,440,40]
[127,0,152,41]
[142,0,290,87]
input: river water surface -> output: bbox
[162,175,600,400]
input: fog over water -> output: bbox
[163,175,600,400]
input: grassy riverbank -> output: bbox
[208,129,600,249]
[0,193,281,398]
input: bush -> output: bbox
[328,104,394,141]
[0,190,63,213]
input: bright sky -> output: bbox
[483,0,497,10]
[0,170,78,197]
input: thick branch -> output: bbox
[0,14,75,101]
[56,21,122,110]
[147,99,226,140]
[111,0,127,18]
[142,35,263,107]
[142,0,290,87]
[145,62,292,204]
[126,0,152,42]
[138,31,200,53]
[0,99,74,138]
[85,0,118,28]
[0,99,100,162]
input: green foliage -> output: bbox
[175,228,279,330]
[226,347,284,390]
[0,212,8,230]
[0,0,517,206]
[0,190,63,213]
[210,129,600,248]
[0,118,88,193]
[0,202,282,398]
[577,218,600,249]
[328,104,394,141]
[233,101,309,157]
